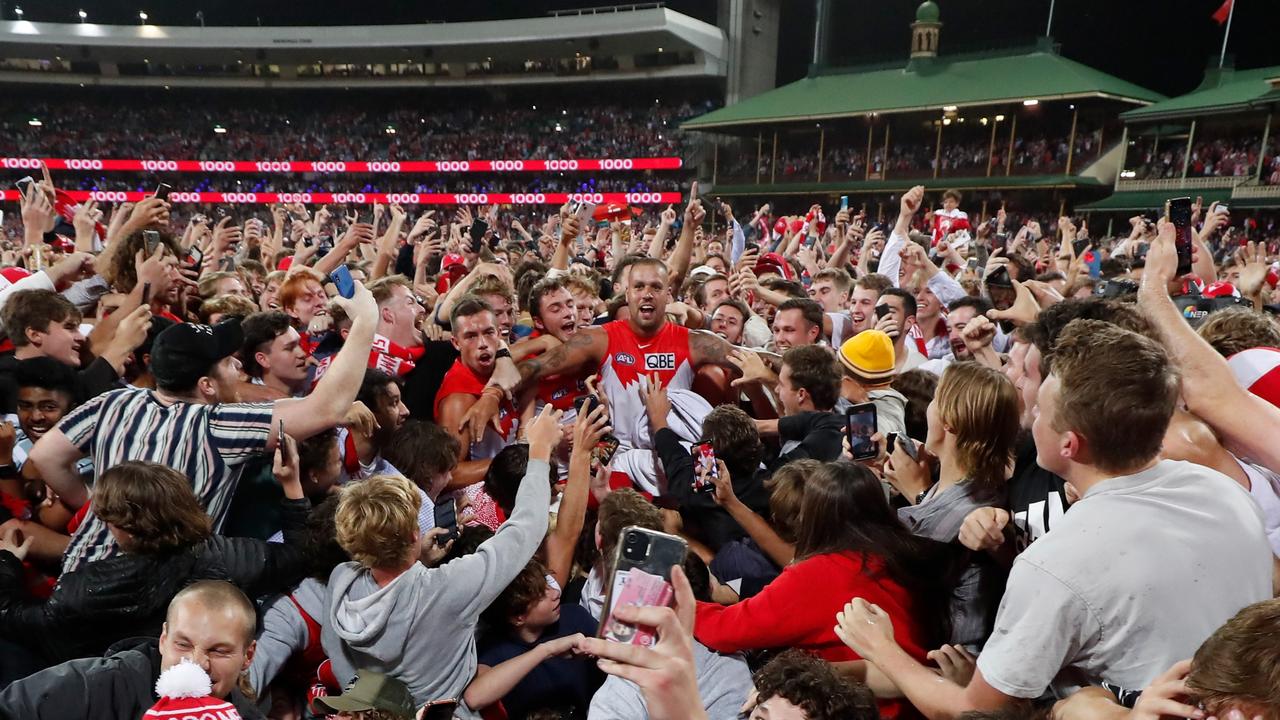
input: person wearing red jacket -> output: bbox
[693,461,957,720]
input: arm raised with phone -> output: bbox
[268,279,379,447]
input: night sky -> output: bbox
[6,0,1280,97]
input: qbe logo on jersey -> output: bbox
[644,353,677,371]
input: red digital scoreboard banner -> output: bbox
[0,157,683,174]
[0,190,682,206]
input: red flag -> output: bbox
[1212,0,1233,24]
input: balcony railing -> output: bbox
[1115,176,1243,191]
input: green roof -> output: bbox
[712,174,1107,197]
[1121,65,1280,122]
[1075,188,1233,212]
[916,1,941,23]
[683,45,1164,131]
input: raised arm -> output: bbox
[439,406,559,617]
[667,182,704,292]
[649,205,676,259]
[271,281,378,444]
[547,404,611,589]
[1138,220,1280,471]
[881,185,924,288]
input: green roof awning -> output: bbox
[1121,66,1280,122]
[683,47,1163,131]
[1076,188,1233,212]
[711,175,1107,197]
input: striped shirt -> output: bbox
[57,387,275,573]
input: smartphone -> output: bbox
[845,402,878,461]
[986,265,1014,288]
[874,304,892,320]
[143,230,161,255]
[418,701,459,720]
[277,420,293,466]
[1169,196,1193,276]
[967,257,979,271]
[433,498,460,546]
[1215,203,1230,215]
[140,282,151,305]
[691,442,718,494]
[599,527,688,646]
[575,201,597,225]
[154,183,172,201]
[840,195,849,212]
[887,431,919,462]
[184,245,203,269]
[330,265,356,299]
[573,394,600,417]
[592,434,621,467]
[469,219,489,254]
[1072,239,1090,258]
[14,176,35,199]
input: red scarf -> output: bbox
[313,334,424,384]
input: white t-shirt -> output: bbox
[976,460,1272,699]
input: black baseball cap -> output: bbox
[150,317,244,389]
[313,670,417,719]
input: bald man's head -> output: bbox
[166,580,257,644]
[160,581,258,698]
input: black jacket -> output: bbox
[0,637,264,720]
[655,427,771,552]
[769,411,845,470]
[0,498,311,666]
[0,352,122,415]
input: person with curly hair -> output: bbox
[745,650,879,720]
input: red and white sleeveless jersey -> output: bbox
[597,320,694,450]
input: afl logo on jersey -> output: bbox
[644,353,677,371]
[614,352,636,366]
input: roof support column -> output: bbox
[1115,125,1128,190]
[882,122,892,180]
[1065,106,1079,175]
[865,121,874,181]
[770,130,779,184]
[933,119,943,179]
[1181,119,1196,181]
[712,136,720,185]
[755,131,763,185]
[986,117,998,177]
[1256,113,1272,183]
[817,127,826,183]
[1005,113,1017,176]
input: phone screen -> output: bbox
[433,499,459,546]
[692,442,718,493]
[469,219,489,254]
[845,403,878,460]
[592,434,621,467]
[1072,239,1089,258]
[1169,197,1193,276]
[155,183,172,201]
[184,246,203,269]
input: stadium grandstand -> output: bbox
[4,4,1280,720]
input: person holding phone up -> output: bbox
[323,405,563,714]
[884,363,1020,651]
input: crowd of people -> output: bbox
[1127,133,1276,181]
[0,158,1279,720]
[0,91,709,162]
[725,128,1107,183]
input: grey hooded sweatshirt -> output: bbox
[321,459,552,717]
